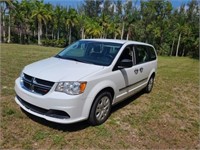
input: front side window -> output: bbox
[55,40,122,66]
[113,45,135,71]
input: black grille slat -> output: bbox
[24,74,33,81]
[34,84,51,89]
[34,86,49,95]
[35,78,54,86]
[24,81,31,89]
[22,73,54,95]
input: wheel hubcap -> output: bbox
[95,96,110,121]
[148,78,154,91]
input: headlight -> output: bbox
[55,81,87,95]
[20,72,24,84]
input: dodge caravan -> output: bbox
[15,39,157,125]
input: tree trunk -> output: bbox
[45,25,48,39]
[182,47,185,56]
[114,33,117,39]
[126,28,130,40]
[19,29,22,44]
[51,29,54,39]
[176,32,181,57]
[81,28,84,39]
[38,22,42,45]
[57,28,60,40]
[104,33,107,39]
[101,26,104,39]
[7,13,11,43]
[2,13,6,42]
[126,33,129,40]
[126,27,130,40]
[27,33,30,44]
[121,22,124,40]
[68,27,71,45]
[170,37,175,56]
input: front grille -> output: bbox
[22,73,54,95]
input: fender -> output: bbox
[81,80,116,118]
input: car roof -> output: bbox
[80,39,153,47]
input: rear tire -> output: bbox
[88,91,112,126]
[145,75,155,93]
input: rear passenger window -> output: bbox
[135,45,149,64]
[149,46,156,60]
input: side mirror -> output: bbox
[118,59,132,69]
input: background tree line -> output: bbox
[0,0,199,58]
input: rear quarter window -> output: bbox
[135,45,157,64]
[148,46,157,61]
[135,45,150,64]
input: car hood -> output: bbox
[23,57,104,82]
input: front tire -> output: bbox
[89,91,112,126]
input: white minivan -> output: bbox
[15,39,157,125]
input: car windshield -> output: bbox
[55,40,123,66]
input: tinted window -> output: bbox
[113,45,134,71]
[135,45,150,64]
[149,46,157,60]
[119,46,133,61]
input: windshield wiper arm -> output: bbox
[65,57,84,63]
[55,55,63,58]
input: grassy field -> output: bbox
[1,43,199,149]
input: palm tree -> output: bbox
[14,0,34,44]
[31,1,51,45]
[84,17,102,38]
[107,21,120,39]
[13,0,23,43]
[90,22,102,38]
[77,13,87,39]
[99,13,109,38]
[65,8,78,44]
[0,0,14,43]
[54,5,64,40]
[174,4,188,57]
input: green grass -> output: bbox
[1,44,199,149]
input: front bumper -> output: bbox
[14,78,90,124]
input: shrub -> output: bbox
[42,39,67,48]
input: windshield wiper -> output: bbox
[66,57,101,65]
[55,56,103,65]
[65,57,85,63]
[55,55,63,59]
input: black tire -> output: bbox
[145,75,155,93]
[88,91,112,126]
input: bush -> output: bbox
[42,39,67,48]
[157,43,171,56]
